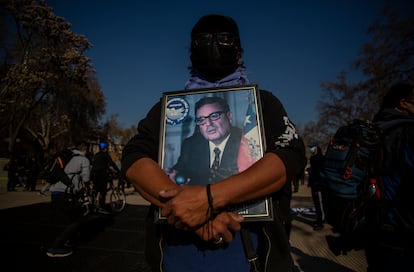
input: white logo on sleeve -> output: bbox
[275,116,298,147]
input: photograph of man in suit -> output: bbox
[167,96,256,186]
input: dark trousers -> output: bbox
[93,176,110,209]
[7,174,18,190]
[26,176,37,191]
[311,188,325,225]
[49,193,87,249]
[292,178,299,192]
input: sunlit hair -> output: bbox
[76,141,89,151]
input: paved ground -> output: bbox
[289,186,367,272]
[0,183,367,271]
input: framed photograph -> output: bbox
[157,84,273,222]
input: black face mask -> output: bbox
[190,41,239,82]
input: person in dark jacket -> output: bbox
[121,14,306,272]
[91,141,120,212]
[307,143,325,231]
[364,81,414,272]
[25,156,39,192]
[4,156,20,191]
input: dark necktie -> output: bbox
[209,147,221,183]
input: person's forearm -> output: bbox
[125,157,178,207]
[211,152,286,210]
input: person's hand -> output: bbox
[159,185,211,229]
[194,211,244,244]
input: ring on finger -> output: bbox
[213,236,224,245]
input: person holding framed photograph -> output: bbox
[122,14,306,272]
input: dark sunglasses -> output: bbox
[193,32,237,47]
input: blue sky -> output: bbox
[46,0,411,128]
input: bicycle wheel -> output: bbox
[109,188,126,212]
[80,192,93,216]
[94,190,103,211]
[79,182,95,216]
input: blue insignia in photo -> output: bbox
[166,97,190,125]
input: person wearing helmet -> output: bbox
[122,14,306,272]
[99,141,108,150]
[91,141,120,212]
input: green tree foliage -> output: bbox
[304,6,414,148]
[0,0,105,154]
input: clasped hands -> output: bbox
[159,185,243,244]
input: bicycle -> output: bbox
[76,181,96,216]
[107,173,127,212]
[91,173,127,213]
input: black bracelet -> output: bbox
[206,184,214,219]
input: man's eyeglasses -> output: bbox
[405,99,414,105]
[194,32,237,47]
[195,111,226,125]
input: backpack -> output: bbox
[320,118,414,254]
[46,149,79,186]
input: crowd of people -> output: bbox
[45,140,122,257]
[2,140,122,258]
[3,155,40,192]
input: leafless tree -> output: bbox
[305,6,414,147]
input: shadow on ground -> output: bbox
[292,247,357,272]
[0,203,152,272]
